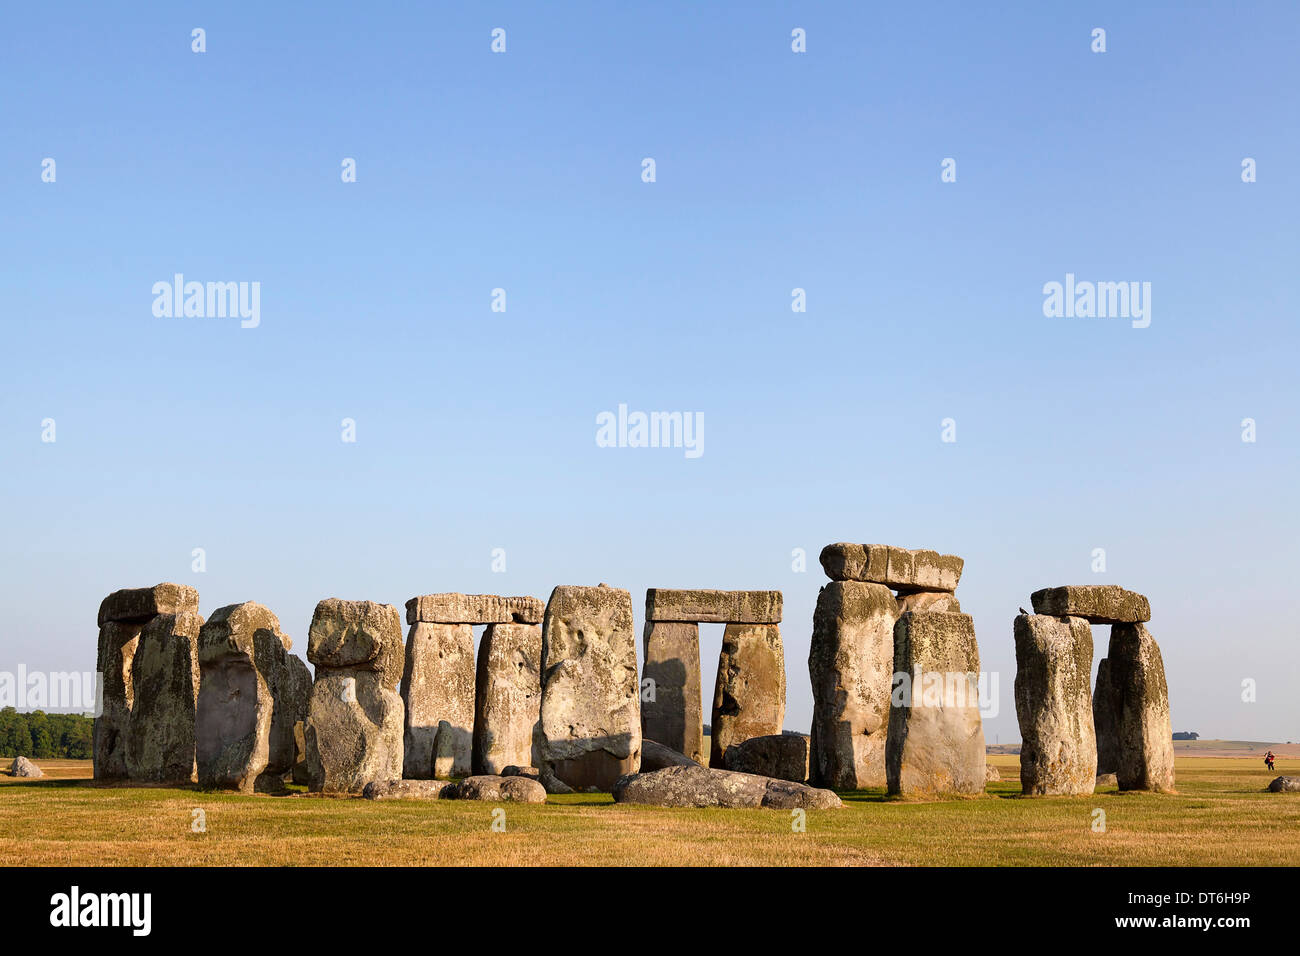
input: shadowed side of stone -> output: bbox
[641,621,703,764]
[473,622,543,775]
[723,733,809,783]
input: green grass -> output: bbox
[1,756,1295,866]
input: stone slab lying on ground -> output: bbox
[1096,773,1118,788]
[501,765,540,780]
[1267,776,1300,793]
[362,779,453,800]
[97,582,200,626]
[644,589,783,624]
[723,733,809,783]
[405,593,545,625]
[819,544,963,593]
[1013,614,1097,796]
[611,765,841,810]
[1030,585,1151,624]
[640,739,702,771]
[10,756,42,778]
[539,585,641,792]
[444,774,547,803]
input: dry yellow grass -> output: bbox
[1,756,1295,866]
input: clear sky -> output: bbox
[2,2,1297,746]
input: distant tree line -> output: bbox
[0,708,93,759]
[1172,731,1199,740]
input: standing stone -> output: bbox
[710,623,785,768]
[93,620,143,780]
[473,622,542,775]
[124,611,204,784]
[539,585,641,791]
[1013,614,1096,796]
[1108,623,1175,792]
[304,599,405,794]
[281,654,313,784]
[1093,659,1119,775]
[98,583,200,627]
[641,621,703,765]
[400,622,474,778]
[10,756,42,778]
[195,602,293,793]
[808,581,898,789]
[886,611,985,796]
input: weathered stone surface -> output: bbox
[611,765,842,809]
[985,763,1000,782]
[886,611,986,797]
[97,583,199,626]
[444,774,547,803]
[640,739,702,771]
[710,623,785,768]
[723,733,809,783]
[304,670,404,794]
[819,544,963,593]
[539,585,641,791]
[307,599,404,679]
[281,654,313,784]
[1013,615,1096,796]
[405,593,545,625]
[1107,623,1175,792]
[501,765,540,780]
[897,591,961,614]
[1030,585,1151,625]
[10,756,42,777]
[195,602,292,793]
[473,622,542,775]
[1267,776,1300,793]
[124,611,203,784]
[362,778,453,800]
[640,621,703,764]
[645,589,782,624]
[808,581,898,789]
[399,622,474,778]
[93,619,143,780]
[1093,659,1119,775]
[1095,772,1118,788]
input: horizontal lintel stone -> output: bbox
[405,593,545,625]
[645,589,782,624]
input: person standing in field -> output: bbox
[1265,750,1276,772]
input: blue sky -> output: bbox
[2,2,1297,745]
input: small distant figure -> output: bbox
[1265,750,1276,772]
[1018,607,1030,616]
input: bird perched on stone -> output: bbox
[1018,606,1030,615]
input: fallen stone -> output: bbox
[405,593,544,625]
[124,610,204,784]
[640,621,703,764]
[985,763,1000,782]
[304,599,405,794]
[886,611,986,797]
[710,623,785,768]
[819,544,963,593]
[362,778,453,800]
[444,774,547,803]
[195,602,293,793]
[472,622,542,775]
[539,585,641,791]
[10,756,42,778]
[1107,623,1175,792]
[1030,585,1151,625]
[97,582,200,626]
[1095,773,1118,788]
[93,619,144,780]
[400,622,474,778]
[640,739,702,771]
[1267,776,1300,793]
[501,765,540,781]
[1013,614,1097,796]
[611,765,841,809]
[723,733,809,783]
[644,589,782,624]
[808,581,898,789]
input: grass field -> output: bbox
[3,755,1297,866]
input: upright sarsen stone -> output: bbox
[93,620,143,780]
[304,599,405,794]
[400,622,475,778]
[124,610,204,784]
[808,581,898,789]
[641,621,703,764]
[1013,614,1096,796]
[195,602,293,793]
[539,585,641,791]
[710,623,785,768]
[1093,658,1119,775]
[473,622,542,775]
[1107,623,1175,792]
[886,611,985,797]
